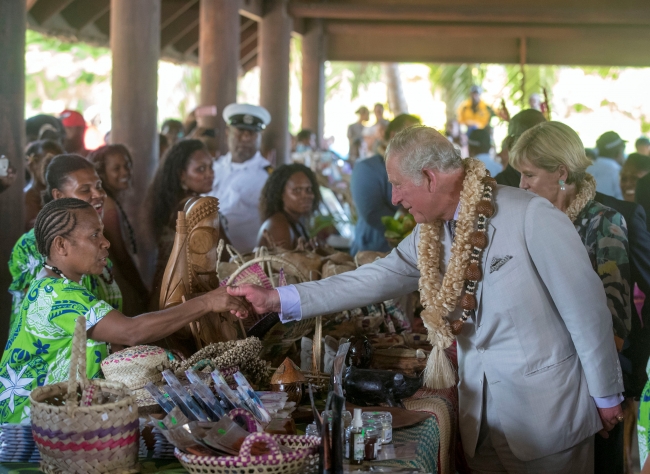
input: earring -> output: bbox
[181,182,188,191]
[559,179,566,191]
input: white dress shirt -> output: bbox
[208,151,271,253]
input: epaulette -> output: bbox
[264,165,274,174]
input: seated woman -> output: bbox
[9,154,122,326]
[257,163,321,249]
[0,198,248,423]
[510,121,631,473]
[146,139,228,303]
[23,139,64,231]
[89,145,148,315]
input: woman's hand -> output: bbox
[201,286,250,319]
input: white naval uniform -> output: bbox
[208,151,272,253]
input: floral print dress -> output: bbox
[8,229,122,326]
[0,277,112,423]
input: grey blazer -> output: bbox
[293,186,623,461]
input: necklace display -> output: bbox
[417,158,496,389]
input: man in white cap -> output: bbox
[209,103,273,253]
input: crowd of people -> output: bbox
[3,87,650,474]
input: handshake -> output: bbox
[201,285,281,318]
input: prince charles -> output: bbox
[230,126,623,473]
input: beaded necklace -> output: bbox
[44,263,73,282]
[417,158,497,389]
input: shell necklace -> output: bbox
[417,158,497,389]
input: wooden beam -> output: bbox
[161,8,199,48]
[325,21,650,41]
[240,0,262,21]
[60,0,110,31]
[240,21,257,50]
[161,0,198,29]
[172,25,199,54]
[26,0,39,11]
[111,0,161,284]
[200,0,240,156]
[94,10,110,35]
[260,0,293,164]
[301,19,325,146]
[29,0,75,25]
[289,3,650,27]
[0,0,26,349]
[241,53,258,74]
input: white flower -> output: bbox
[20,254,42,275]
[0,364,34,413]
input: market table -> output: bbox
[0,412,446,474]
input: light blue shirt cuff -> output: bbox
[276,285,302,323]
[593,394,624,409]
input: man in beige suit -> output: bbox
[230,126,623,473]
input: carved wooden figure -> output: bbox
[158,197,241,354]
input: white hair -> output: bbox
[385,125,463,185]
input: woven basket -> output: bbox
[175,432,320,474]
[30,316,139,474]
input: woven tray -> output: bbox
[175,433,320,474]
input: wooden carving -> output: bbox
[158,197,241,355]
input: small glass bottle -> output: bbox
[350,408,365,465]
[362,411,393,444]
[363,425,380,461]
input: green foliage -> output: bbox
[427,64,486,119]
[503,65,557,109]
[326,62,382,101]
[582,66,620,80]
[26,30,109,60]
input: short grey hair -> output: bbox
[385,125,463,184]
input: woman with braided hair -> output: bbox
[8,154,122,326]
[0,198,249,423]
[89,145,148,315]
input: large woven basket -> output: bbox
[30,316,139,474]
[175,432,320,474]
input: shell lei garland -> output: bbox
[418,158,497,389]
[564,174,597,222]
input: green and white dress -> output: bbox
[8,228,122,326]
[0,277,112,423]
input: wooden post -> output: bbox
[110,0,160,284]
[0,0,26,343]
[301,19,325,148]
[260,0,293,164]
[200,0,240,157]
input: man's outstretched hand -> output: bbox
[227,284,281,315]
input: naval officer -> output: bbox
[209,103,273,253]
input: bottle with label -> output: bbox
[350,408,365,465]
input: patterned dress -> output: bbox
[573,200,631,341]
[0,277,112,423]
[8,229,123,326]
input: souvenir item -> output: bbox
[101,345,169,410]
[344,336,373,368]
[30,316,138,474]
[343,366,421,408]
[270,358,306,404]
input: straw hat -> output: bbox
[101,345,169,410]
